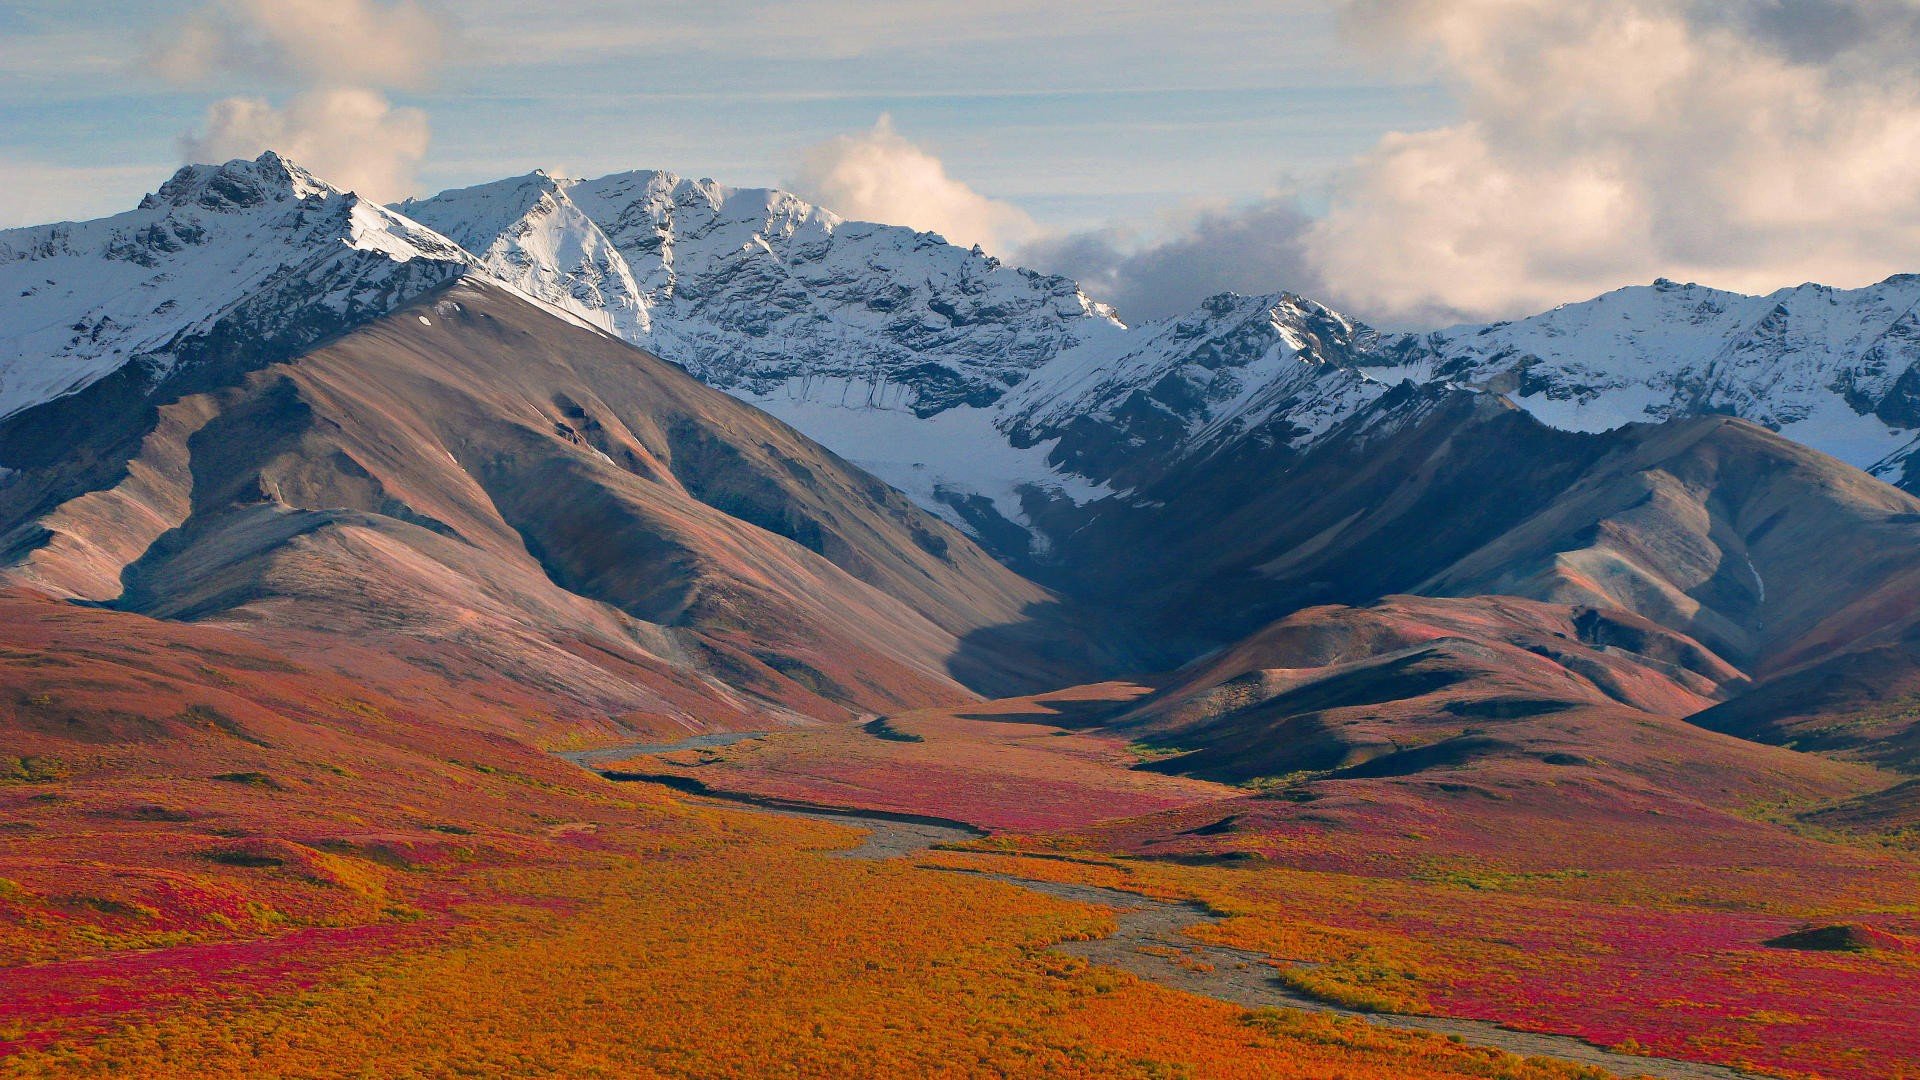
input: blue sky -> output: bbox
[6,2,1920,326]
[0,2,1449,230]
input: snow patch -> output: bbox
[742,381,1111,532]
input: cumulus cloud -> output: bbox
[788,115,1039,254]
[180,88,430,200]
[154,0,448,198]
[787,117,1332,324]
[1018,0,1920,329]
[1015,198,1327,324]
[149,0,448,90]
[1309,0,1920,324]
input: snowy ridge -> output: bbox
[399,171,1125,417]
[1371,276,1920,487]
[997,292,1408,489]
[0,153,477,420]
[395,171,653,343]
[993,277,1920,501]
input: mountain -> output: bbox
[396,169,1431,551]
[1009,375,1920,787]
[990,276,1920,551]
[1373,277,1920,486]
[0,153,484,424]
[997,274,1920,502]
[395,171,1135,550]
[996,292,1399,493]
[0,161,1103,738]
[9,154,1920,767]
[1055,387,1920,661]
[395,171,1124,413]
[1109,593,1839,802]
[22,158,1920,565]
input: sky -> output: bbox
[5,1,1920,327]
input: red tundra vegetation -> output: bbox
[0,593,1635,1078]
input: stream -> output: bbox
[573,740,1763,1080]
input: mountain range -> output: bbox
[5,153,1920,769]
[388,168,1920,560]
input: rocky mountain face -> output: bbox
[991,276,1920,543]
[393,168,1920,572]
[1371,276,1920,490]
[396,170,1123,415]
[995,292,1396,492]
[0,154,480,424]
[996,274,1920,496]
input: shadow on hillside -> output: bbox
[950,695,1139,730]
[945,598,1173,702]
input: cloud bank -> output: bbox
[1014,199,1326,324]
[788,116,1038,254]
[795,1,1920,329]
[180,89,430,200]
[154,0,448,201]
[150,0,447,88]
[1309,0,1920,323]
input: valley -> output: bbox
[585,688,1919,1080]
[588,746,1763,1080]
[2,154,1918,1079]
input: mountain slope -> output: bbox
[0,272,1093,734]
[1688,636,1920,773]
[396,171,1134,548]
[1050,387,1920,675]
[998,292,1406,494]
[1111,594,1830,799]
[1413,413,1920,671]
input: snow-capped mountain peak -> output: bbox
[995,291,1401,490]
[0,153,475,420]
[395,170,653,341]
[1374,273,1920,486]
[142,150,334,210]
[399,169,1123,418]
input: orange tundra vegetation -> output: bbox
[4,809,1615,1080]
[645,681,1920,1080]
[0,594,1617,1078]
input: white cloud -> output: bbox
[149,0,448,89]
[154,0,449,197]
[181,88,430,200]
[789,117,1336,325]
[788,116,1039,254]
[1307,0,1920,323]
